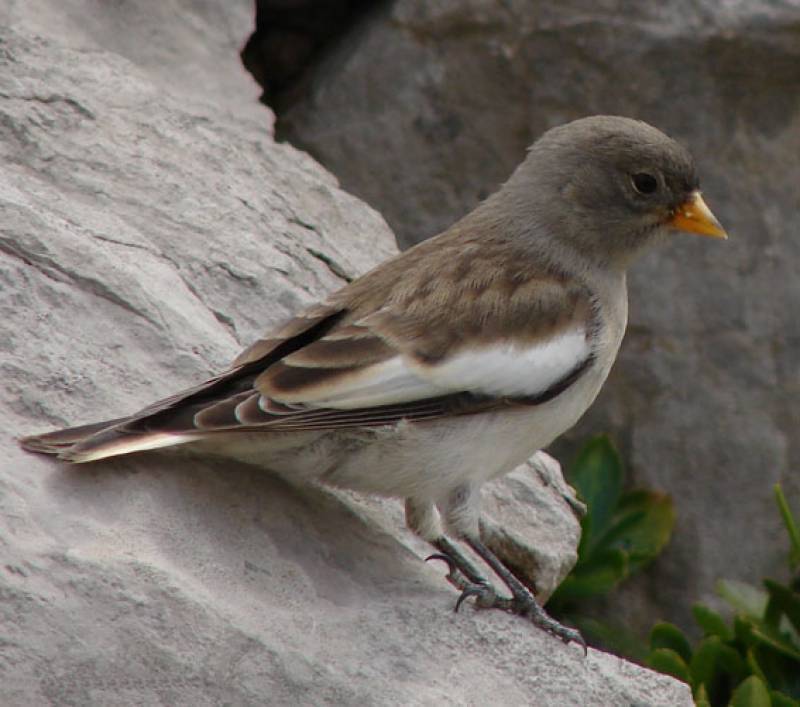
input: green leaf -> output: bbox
[775,485,800,570]
[749,643,800,698]
[749,623,800,662]
[569,436,623,552]
[646,648,691,684]
[735,614,760,649]
[551,548,628,603]
[747,646,768,682]
[719,579,768,618]
[764,579,800,637]
[650,622,693,663]
[730,676,771,707]
[568,616,649,662]
[693,603,733,641]
[689,636,747,706]
[769,690,800,707]
[695,684,712,707]
[598,490,675,572]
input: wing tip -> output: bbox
[62,431,201,463]
[19,428,200,463]
[17,434,66,456]
[18,417,131,458]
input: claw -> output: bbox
[425,552,457,574]
[555,625,587,654]
[572,631,588,655]
[426,535,586,653]
[454,581,495,612]
[465,536,587,652]
[523,605,586,652]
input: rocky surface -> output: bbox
[275,0,800,632]
[0,5,691,706]
[240,0,377,103]
[2,0,266,124]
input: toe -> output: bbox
[455,581,496,612]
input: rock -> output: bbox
[274,0,800,633]
[480,453,586,603]
[0,8,690,706]
[240,0,378,103]
[1,0,267,124]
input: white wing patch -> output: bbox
[421,328,590,397]
[290,327,590,410]
[293,357,437,409]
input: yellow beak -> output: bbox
[667,191,727,239]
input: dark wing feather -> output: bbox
[22,229,599,463]
[21,305,347,460]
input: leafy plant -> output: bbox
[548,435,676,649]
[548,437,800,706]
[644,485,800,707]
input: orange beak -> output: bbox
[667,191,727,239]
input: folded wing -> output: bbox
[21,252,598,462]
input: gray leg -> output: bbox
[428,536,498,609]
[404,496,495,605]
[466,536,585,651]
[432,485,585,650]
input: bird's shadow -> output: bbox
[39,451,440,607]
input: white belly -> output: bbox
[322,357,611,499]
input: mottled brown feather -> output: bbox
[193,391,252,429]
[232,303,340,367]
[282,332,394,369]
[256,361,364,400]
[234,393,275,426]
[248,249,594,401]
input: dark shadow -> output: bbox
[43,452,438,604]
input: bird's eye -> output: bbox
[631,172,658,195]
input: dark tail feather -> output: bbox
[18,418,129,456]
[20,417,202,463]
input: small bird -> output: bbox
[20,116,726,648]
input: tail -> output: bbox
[19,418,200,463]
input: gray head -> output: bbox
[496,115,726,267]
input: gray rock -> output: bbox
[0,8,690,707]
[277,0,800,633]
[480,453,586,603]
[2,0,266,124]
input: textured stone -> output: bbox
[480,453,586,603]
[1,0,267,125]
[241,0,377,102]
[276,0,800,633]
[0,7,690,706]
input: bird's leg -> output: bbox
[429,484,506,609]
[433,485,584,650]
[465,536,585,650]
[405,497,496,605]
[428,536,497,609]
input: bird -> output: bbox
[20,115,727,648]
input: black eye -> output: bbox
[631,172,658,195]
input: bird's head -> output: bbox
[503,115,726,268]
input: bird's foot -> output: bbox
[425,553,500,609]
[445,573,583,649]
[426,539,500,609]
[426,536,488,586]
[428,535,585,652]
[466,536,586,652]
[505,584,586,650]
[455,580,497,611]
